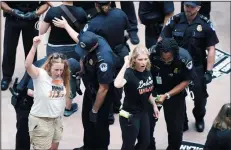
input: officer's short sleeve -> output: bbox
[27,79,34,90]
[43,8,53,23]
[82,20,99,34]
[181,64,192,81]
[97,61,114,84]
[205,23,219,47]
[163,2,174,15]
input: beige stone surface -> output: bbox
[1,1,230,149]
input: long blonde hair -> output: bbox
[213,103,231,130]
[129,45,151,71]
[41,53,70,99]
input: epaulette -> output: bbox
[199,14,211,24]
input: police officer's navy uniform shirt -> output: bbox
[83,8,129,49]
[150,53,191,96]
[44,5,87,45]
[139,1,174,25]
[161,13,219,65]
[122,68,154,114]
[75,36,116,92]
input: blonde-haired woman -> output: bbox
[25,36,70,150]
[114,45,159,150]
[204,103,231,150]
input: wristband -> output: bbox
[165,93,171,99]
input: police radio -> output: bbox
[9,78,19,106]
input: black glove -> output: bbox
[11,9,25,19]
[23,11,38,20]
[89,109,98,123]
[76,77,83,95]
[204,70,213,84]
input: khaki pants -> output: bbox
[28,114,63,149]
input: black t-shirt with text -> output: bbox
[44,5,87,45]
[122,68,154,114]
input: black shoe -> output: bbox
[129,32,140,45]
[1,79,11,91]
[195,119,205,132]
[183,122,189,132]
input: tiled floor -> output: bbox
[1,2,230,149]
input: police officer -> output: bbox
[10,56,80,150]
[148,38,194,150]
[73,31,116,150]
[161,1,219,132]
[73,1,140,44]
[0,2,48,91]
[181,1,211,19]
[138,1,174,48]
[82,1,131,114]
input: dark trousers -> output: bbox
[111,2,138,33]
[2,17,38,80]
[120,1,138,33]
[82,87,113,150]
[149,93,186,150]
[14,95,33,150]
[145,24,162,49]
[120,111,150,150]
[186,65,208,122]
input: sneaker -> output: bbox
[64,103,78,117]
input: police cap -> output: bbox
[77,31,98,52]
[96,1,110,5]
[184,1,201,7]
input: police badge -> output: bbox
[197,25,202,32]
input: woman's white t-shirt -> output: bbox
[30,68,66,118]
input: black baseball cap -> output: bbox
[78,31,98,51]
[75,31,99,59]
[184,1,201,7]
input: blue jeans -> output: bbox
[46,43,80,60]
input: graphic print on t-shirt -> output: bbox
[137,76,153,94]
[49,78,65,98]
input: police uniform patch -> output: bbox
[210,23,215,31]
[80,42,86,48]
[197,25,202,32]
[99,63,108,72]
[186,61,193,70]
[83,24,88,32]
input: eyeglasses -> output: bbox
[51,53,67,60]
